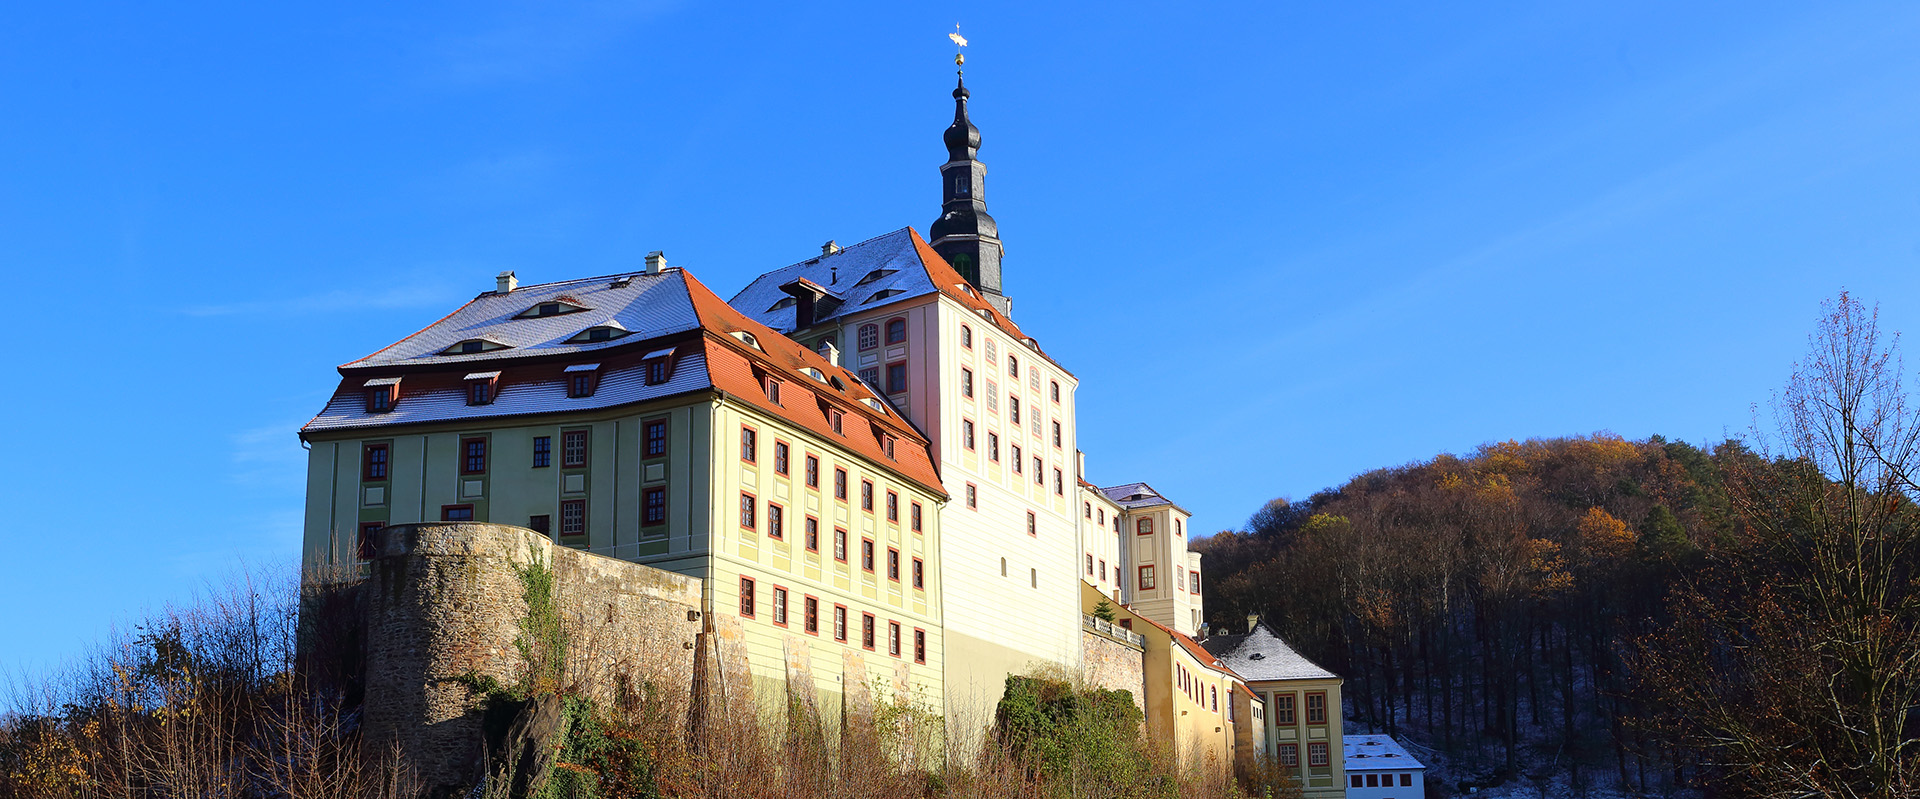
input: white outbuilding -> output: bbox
[1343,734,1425,798]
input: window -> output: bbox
[568,372,596,398]
[880,433,896,461]
[962,419,975,450]
[1306,692,1327,725]
[858,324,879,351]
[739,493,756,530]
[888,621,901,657]
[834,528,848,562]
[862,539,875,573]
[1274,693,1296,725]
[1364,775,1377,788]
[886,363,907,393]
[442,504,474,522]
[985,339,996,362]
[912,558,924,589]
[1139,565,1156,590]
[1176,518,1183,537]
[987,433,999,461]
[1085,502,1091,519]
[532,436,551,468]
[772,587,788,626]
[859,366,879,386]
[740,427,757,463]
[1211,685,1218,712]
[1176,566,1184,588]
[862,613,876,650]
[773,441,790,475]
[358,521,383,559]
[467,380,493,405]
[641,487,666,527]
[767,504,784,539]
[1026,511,1037,537]
[834,605,848,641]
[961,325,972,348]
[764,377,781,405]
[1001,558,1008,577]
[887,548,900,581]
[362,443,389,481]
[1012,446,1023,473]
[560,499,585,536]
[965,483,977,509]
[644,359,669,385]
[1031,568,1038,588]
[794,517,814,552]
[1097,508,1104,525]
[1402,773,1414,787]
[1308,742,1329,767]
[914,629,926,663]
[643,419,667,458]
[461,438,487,474]
[1052,421,1062,447]
[1033,458,1044,484]
[1007,356,1019,378]
[804,596,819,634]
[562,429,588,468]
[1277,743,1298,768]
[1099,560,1107,581]
[528,515,550,536]
[861,480,874,512]
[885,318,906,344]
[1009,396,1020,424]
[1054,469,1064,495]
[825,405,844,434]
[1191,571,1201,594]
[1087,554,1094,576]
[366,387,391,413]
[739,577,755,617]
[1030,368,1040,392]
[961,368,974,398]
[886,491,898,522]
[834,468,848,501]
[1050,381,1060,402]
[805,455,819,487]
[910,502,923,532]
[1138,518,1153,536]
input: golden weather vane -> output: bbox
[949,25,968,75]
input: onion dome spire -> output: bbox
[929,27,1010,316]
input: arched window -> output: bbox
[1008,356,1019,378]
[857,324,879,351]
[961,325,973,349]
[885,318,907,345]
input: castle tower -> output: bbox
[929,73,1010,317]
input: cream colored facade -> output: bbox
[1084,582,1255,770]
[1252,676,1346,795]
[1112,490,1206,638]
[1079,482,1124,602]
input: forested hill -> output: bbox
[1195,433,1744,790]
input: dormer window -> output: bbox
[880,432,897,461]
[465,372,500,406]
[516,298,590,319]
[569,323,629,343]
[853,268,897,287]
[767,297,796,312]
[861,398,888,415]
[820,400,845,434]
[641,347,676,386]
[801,367,827,383]
[363,377,401,413]
[442,338,509,356]
[865,289,904,304]
[764,377,783,406]
[565,364,600,398]
[731,331,762,350]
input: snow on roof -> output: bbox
[1199,619,1340,682]
[1099,482,1191,513]
[727,229,935,333]
[1343,734,1424,771]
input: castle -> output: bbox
[299,68,1348,795]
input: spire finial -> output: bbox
[948,26,968,77]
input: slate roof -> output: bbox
[726,227,1072,377]
[301,268,946,497]
[1127,612,1243,682]
[1099,482,1191,514]
[1198,619,1340,682]
[1343,734,1424,771]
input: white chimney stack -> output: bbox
[645,251,666,275]
[818,340,840,366]
[496,271,518,293]
[1246,614,1260,633]
[822,240,840,255]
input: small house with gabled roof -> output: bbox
[1201,617,1348,797]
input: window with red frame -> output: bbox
[767,504,784,539]
[804,517,819,552]
[1086,554,1094,576]
[569,371,596,398]
[1273,693,1296,725]
[740,427,756,462]
[1012,445,1022,473]
[834,468,848,500]
[1308,742,1329,767]
[988,432,999,461]
[885,318,906,344]
[643,487,666,527]
[1050,381,1060,402]
[1026,511,1037,536]
[1139,565,1156,590]
[357,522,382,560]
[1276,743,1298,768]
[804,596,819,634]
[1008,355,1019,378]
[805,454,819,487]
[442,504,474,522]
[834,528,847,562]
[739,493,756,530]
[912,558,923,589]
[738,577,755,617]
[1138,517,1154,535]
[1306,692,1327,724]
[562,429,588,468]
[910,502,922,532]
[834,605,847,641]
[887,547,900,581]
[885,491,898,522]
[643,419,667,458]
[1099,560,1107,581]
[1054,469,1063,495]
[886,362,907,393]
[861,480,874,512]
[561,500,585,536]
[888,621,901,656]
[1009,396,1020,424]
[965,483,977,508]
[1052,421,1062,447]
[362,443,389,481]
[461,437,487,474]
[772,587,788,625]
[914,629,926,663]
[962,419,975,450]
[1033,457,1043,484]
[1176,518,1183,537]
[861,539,875,572]
[773,441,789,475]
[862,613,876,649]
[961,325,972,348]
[857,324,878,351]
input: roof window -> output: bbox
[565,363,600,398]
[731,331,762,350]
[516,298,590,319]
[464,372,500,406]
[568,323,629,343]
[363,377,401,413]
[641,347,676,386]
[866,289,904,304]
[853,268,897,287]
[442,338,509,356]
[801,367,827,383]
[861,397,889,415]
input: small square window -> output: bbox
[528,515,550,535]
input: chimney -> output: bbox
[819,340,840,366]
[496,271,518,293]
[1246,614,1260,633]
[822,240,840,255]
[780,277,829,330]
[644,251,666,275]
[1077,450,1087,480]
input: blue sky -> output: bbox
[4,1,1920,674]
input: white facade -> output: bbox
[1344,734,1425,799]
